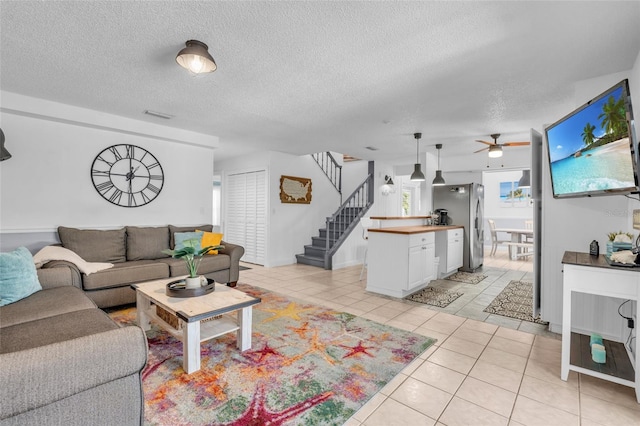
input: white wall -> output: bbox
[216,150,344,268]
[483,169,533,241]
[0,92,218,251]
[541,60,640,339]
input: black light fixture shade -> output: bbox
[0,128,11,161]
[432,170,445,186]
[410,163,425,181]
[410,132,425,181]
[518,169,531,188]
[176,40,217,74]
[384,175,394,185]
[432,143,445,186]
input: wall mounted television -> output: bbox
[545,79,638,198]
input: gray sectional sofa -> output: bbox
[41,224,245,308]
[0,265,148,425]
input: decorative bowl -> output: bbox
[166,278,215,298]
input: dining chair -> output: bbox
[524,219,534,244]
[488,219,510,256]
[359,216,373,280]
[522,220,533,254]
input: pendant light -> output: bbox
[0,128,11,161]
[176,40,217,74]
[432,143,445,186]
[410,132,426,181]
[518,169,531,188]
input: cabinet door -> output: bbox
[425,243,436,282]
[448,239,464,271]
[408,245,427,289]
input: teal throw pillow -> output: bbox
[174,231,204,252]
[0,247,42,306]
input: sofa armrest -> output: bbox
[38,260,82,289]
[0,326,147,421]
[219,241,245,283]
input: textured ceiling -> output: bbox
[1,1,639,163]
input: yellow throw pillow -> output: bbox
[197,231,223,255]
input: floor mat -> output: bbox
[445,271,487,284]
[404,287,464,308]
[483,280,547,324]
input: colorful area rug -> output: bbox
[404,287,463,308]
[109,283,435,425]
[445,271,487,284]
[483,280,547,324]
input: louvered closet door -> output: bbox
[225,170,266,265]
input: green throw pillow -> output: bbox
[0,247,42,306]
[173,231,204,252]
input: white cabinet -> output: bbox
[435,228,464,278]
[408,237,435,289]
[367,231,435,298]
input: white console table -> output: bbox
[561,251,639,403]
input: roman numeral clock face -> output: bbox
[91,144,164,207]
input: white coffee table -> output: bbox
[132,277,261,374]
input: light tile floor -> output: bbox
[238,248,640,425]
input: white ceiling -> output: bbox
[1,1,639,163]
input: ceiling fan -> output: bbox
[474,133,530,157]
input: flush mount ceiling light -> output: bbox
[176,40,217,74]
[410,132,426,181]
[432,143,445,186]
[488,144,503,158]
[518,169,531,188]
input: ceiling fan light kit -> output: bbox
[410,132,426,181]
[475,133,529,158]
[488,144,503,158]
[432,143,445,186]
[176,40,217,74]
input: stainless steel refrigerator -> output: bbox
[433,183,484,272]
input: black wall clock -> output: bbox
[91,144,164,207]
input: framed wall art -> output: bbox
[280,175,312,204]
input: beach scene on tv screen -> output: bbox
[547,85,634,195]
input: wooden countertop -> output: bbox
[368,225,463,235]
[370,216,431,220]
[562,250,640,271]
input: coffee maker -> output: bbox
[435,208,449,225]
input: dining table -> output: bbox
[494,228,534,259]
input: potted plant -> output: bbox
[162,238,224,288]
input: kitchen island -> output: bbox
[366,224,464,298]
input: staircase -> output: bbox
[296,161,374,269]
[312,152,342,203]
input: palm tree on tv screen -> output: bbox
[582,122,596,146]
[598,95,627,138]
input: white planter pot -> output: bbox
[185,277,201,289]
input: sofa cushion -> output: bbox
[82,260,169,291]
[58,226,126,263]
[0,308,119,354]
[0,247,42,306]
[161,253,230,277]
[169,224,213,248]
[126,226,170,260]
[198,230,224,255]
[0,286,97,329]
[174,231,204,252]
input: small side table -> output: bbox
[561,251,639,403]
